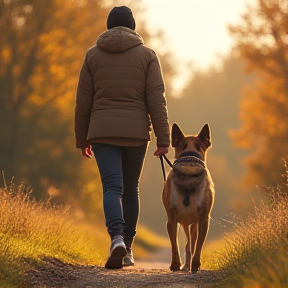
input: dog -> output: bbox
[162,123,215,273]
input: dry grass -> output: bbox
[0,181,170,287]
[0,182,106,287]
[4,177,288,288]
[133,225,170,258]
[7,170,288,288]
[209,185,288,288]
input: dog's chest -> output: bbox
[170,180,205,224]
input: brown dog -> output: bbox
[162,123,215,273]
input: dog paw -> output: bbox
[191,266,200,274]
[191,259,200,273]
[180,264,190,272]
[169,263,181,271]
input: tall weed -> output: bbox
[213,185,288,288]
[0,182,105,287]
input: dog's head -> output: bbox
[171,123,211,161]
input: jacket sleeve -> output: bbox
[145,51,170,147]
[74,53,94,149]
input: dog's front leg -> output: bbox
[190,222,198,255]
[167,218,181,271]
[191,217,209,273]
[180,224,191,272]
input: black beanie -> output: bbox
[107,6,136,30]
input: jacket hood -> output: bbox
[96,27,143,53]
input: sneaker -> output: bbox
[105,235,127,269]
[123,248,134,267]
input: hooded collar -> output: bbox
[96,27,144,53]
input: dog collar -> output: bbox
[179,151,203,160]
[173,156,205,168]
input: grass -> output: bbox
[5,174,288,288]
[207,185,288,288]
[0,181,108,287]
[0,181,169,287]
[134,225,170,258]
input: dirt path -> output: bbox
[27,257,226,288]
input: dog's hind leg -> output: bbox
[167,218,181,271]
[180,224,191,272]
[191,217,209,273]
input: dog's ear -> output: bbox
[198,124,211,148]
[172,123,185,147]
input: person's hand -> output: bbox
[154,146,169,157]
[81,145,92,159]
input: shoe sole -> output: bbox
[105,246,127,269]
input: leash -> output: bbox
[160,154,173,181]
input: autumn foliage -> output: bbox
[0,0,178,221]
[0,0,109,201]
[229,0,288,189]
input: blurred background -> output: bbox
[1,0,288,259]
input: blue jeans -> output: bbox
[91,143,148,240]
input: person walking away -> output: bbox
[74,5,170,269]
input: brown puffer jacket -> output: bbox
[75,27,170,149]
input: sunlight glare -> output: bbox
[144,0,254,92]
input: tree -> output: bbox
[228,0,288,190]
[0,0,177,221]
[0,0,109,204]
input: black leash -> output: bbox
[160,154,173,181]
